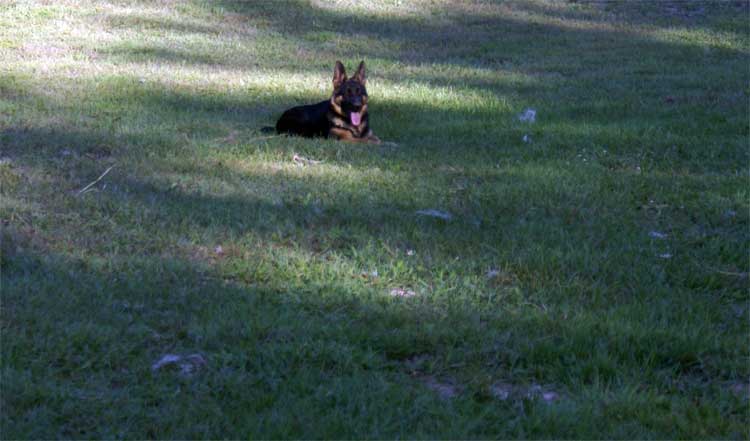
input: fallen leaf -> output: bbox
[416,209,453,221]
[527,384,560,403]
[179,354,207,376]
[152,353,207,377]
[486,269,501,279]
[490,383,513,400]
[421,375,459,399]
[293,153,322,166]
[185,353,207,366]
[152,354,182,371]
[490,382,561,403]
[389,288,416,298]
[518,108,536,123]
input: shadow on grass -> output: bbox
[0,73,524,163]
[4,116,746,301]
[98,0,750,83]
[219,0,749,64]
[2,246,491,439]
[2,2,749,438]
[95,1,749,168]
[2,74,746,317]
[1,78,748,439]
[105,12,223,36]
[2,213,747,439]
[4,65,746,179]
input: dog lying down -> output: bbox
[266,61,381,144]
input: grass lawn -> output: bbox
[1,0,748,438]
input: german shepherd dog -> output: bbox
[273,61,380,144]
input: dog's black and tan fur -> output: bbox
[274,61,380,144]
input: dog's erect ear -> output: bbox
[352,60,366,84]
[333,60,347,89]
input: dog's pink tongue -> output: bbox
[350,112,362,126]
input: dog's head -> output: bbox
[331,60,368,126]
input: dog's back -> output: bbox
[275,100,330,138]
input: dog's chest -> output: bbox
[329,113,365,137]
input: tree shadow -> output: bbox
[564,0,750,32]
[0,72,524,167]
[105,12,223,36]
[2,245,496,438]
[2,58,748,436]
[209,0,746,66]
[92,0,748,167]
[104,45,225,66]
[3,166,747,438]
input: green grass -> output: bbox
[1,0,748,438]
